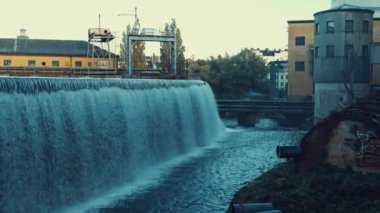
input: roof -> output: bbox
[287,20,314,24]
[0,38,117,57]
[314,8,374,16]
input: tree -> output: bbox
[160,23,171,72]
[188,59,210,80]
[160,19,186,74]
[120,24,146,69]
[176,27,186,75]
[207,48,269,99]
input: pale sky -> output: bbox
[1,0,330,59]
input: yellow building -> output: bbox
[0,37,117,74]
[287,20,315,99]
[287,18,380,99]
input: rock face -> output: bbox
[299,97,380,173]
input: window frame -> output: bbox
[295,61,305,72]
[345,20,354,32]
[345,45,354,57]
[295,36,305,46]
[28,60,36,67]
[362,45,369,57]
[362,20,369,33]
[75,61,82,68]
[326,21,335,33]
[315,47,319,58]
[52,60,60,67]
[3,59,12,66]
[326,45,334,57]
[315,23,320,35]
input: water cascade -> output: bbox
[0,77,224,212]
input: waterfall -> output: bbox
[0,77,224,212]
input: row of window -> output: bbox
[3,60,84,67]
[314,45,369,58]
[315,20,369,34]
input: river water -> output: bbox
[90,120,305,213]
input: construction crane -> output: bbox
[118,7,140,35]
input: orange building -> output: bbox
[287,20,315,99]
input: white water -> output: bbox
[0,77,224,212]
[255,118,278,129]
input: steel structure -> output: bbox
[87,16,115,71]
[121,7,177,76]
[126,34,176,76]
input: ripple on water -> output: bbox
[96,126,305,213]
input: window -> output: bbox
[345,45,353,57]
[88,62,92,67]
[295,61,305,71]
[345,20,353,32]
[42,62,46,66]
[295,36,305,46]
[315,23,320,34]
[363,20,369,33]
[326,45,334,57]
[28,60,36,67]
[75,61,82,67]
[315,47,319,58]
[327,21,335,33]
[3,60,11,66]
[52,61,59,67]
[362,45,369,57]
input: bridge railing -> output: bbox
[216,100,314,114]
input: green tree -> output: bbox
[207,48,269,99]
[160,19,186,74]
[188,59,210,80]
[160,23,171,72]
[120,24,146,69]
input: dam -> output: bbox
[0,77,224,212]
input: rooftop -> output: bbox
[0,38,116,57]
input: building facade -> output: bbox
[0,36,117,74]
[287,20,315,99]
[268,60,288,99]
[288,18,380,99]
[313,8,374,119]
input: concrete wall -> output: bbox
[287,21,314,99]
[314,83,369,120]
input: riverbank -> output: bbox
[227,163,380,213]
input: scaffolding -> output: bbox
[87,19,115,72]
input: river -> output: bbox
[87,120,305,213]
